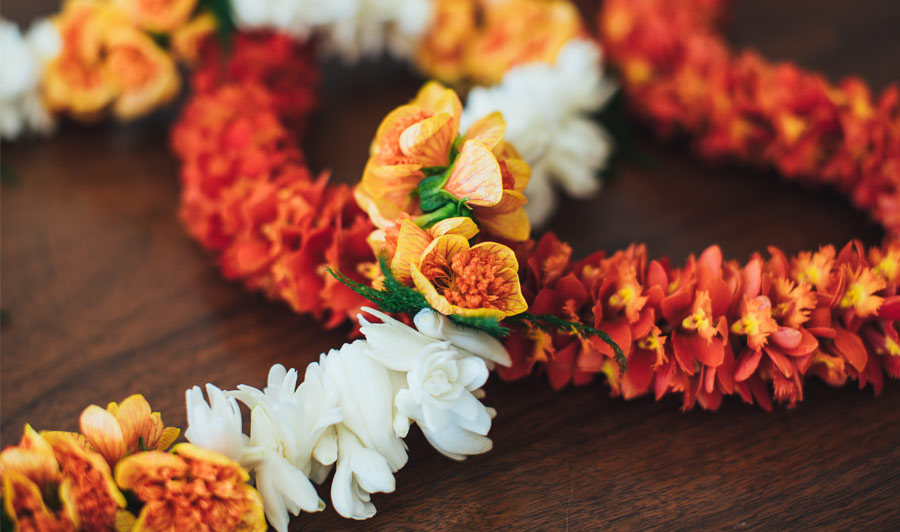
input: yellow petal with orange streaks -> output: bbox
[113,395,153,451]
[0,425,60,486]
[80,405,127,465]
[475,206,531,242]
[444,140,503,206]
[420,233,471,265]
[391,220,433,284]
[429,216,479,239]
[371,104,425,156]
[154,427,180,452]
[491,267,529,315]
[464,112,505,151]
[502,157,531,192]
[413,81,462,132]
[399,113,454,167]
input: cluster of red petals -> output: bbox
[500,234,900,410]
[172,33,375,328]
[599,0,900,235]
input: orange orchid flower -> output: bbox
[731,295,779,350]
[790,245,835,291]
[839,265,886,317]
[115,0,198,34]
[79,394,180,467]
[355,82,463,227]
[410,234,527,319]
[1,426,127,532]
[115,443,267,532]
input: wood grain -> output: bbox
[3,1,900,530]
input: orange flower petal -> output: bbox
[444,140,503,206]
[413,81,462,132]
[112,394,153,452]
[391,219,434,283]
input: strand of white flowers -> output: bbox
[185,307,511,530]
[0,18,61,140]
[460,38,618,227]
[229,0,433,61]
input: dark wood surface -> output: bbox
[3,1,900,530]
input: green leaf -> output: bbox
[200,0,236,50]
[506,312,627,373]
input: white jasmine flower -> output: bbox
[230,0,432,61]
[244,405,325,532]
[331,423,396,519]
[412,308,511,369]
[184,384,247,461]
[319,341,409,471]
[0,18,61,140]
[319,0,433,61]
[359,307,504,460]
[460,39,617,226]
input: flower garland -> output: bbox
[598,0,900,236]
[4,1,900,531]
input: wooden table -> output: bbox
[3,1,900,530]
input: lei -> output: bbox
[1,1,898,531]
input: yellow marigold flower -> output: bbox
[415,0,477,82]
[171,12,217,64]
[410,234,527,319]
[115,0,198,34]
[355,82,463,227]
[839,265,886,317]
[79,394,180,466]
[1,426,126,532]
[115,443,266,532]
[104,23,180,119]
[464,0,583,85]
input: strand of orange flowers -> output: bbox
[500,235,900,410]
[598,0,900,236]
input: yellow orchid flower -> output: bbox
[410,234,528,319]
[79,394,180,466]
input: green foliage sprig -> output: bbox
[328,259,626,372]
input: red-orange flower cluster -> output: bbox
[173,33,375,328]
[500,234,900,410]
[599,0,900,236]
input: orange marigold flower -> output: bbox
[791,245,835,291]
[839,265,886,317]
[114,443,266,532]
[731,295,779,350]
[411,234,527,318]
[1,426,126,532]
[79,394,180,467]
[115,0,198,34]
